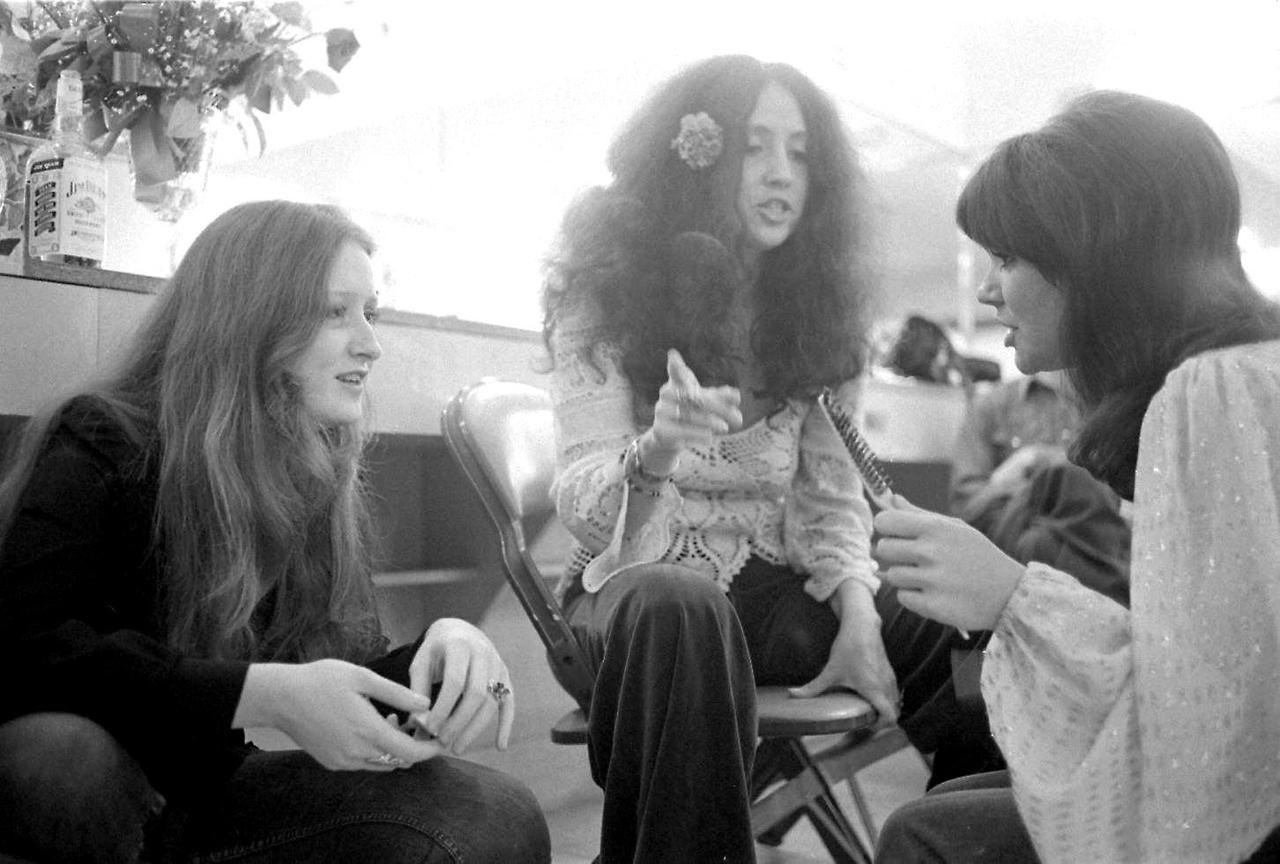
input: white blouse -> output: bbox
[983,340,1280,863]
[547,310,878,602]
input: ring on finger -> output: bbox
[367,752,408,768]
[487,679,512,703]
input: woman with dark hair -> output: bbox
[0,200,550,863]
[543,55,985,862]
[873,91,1280,863]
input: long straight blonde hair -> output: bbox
[0,200,386,662]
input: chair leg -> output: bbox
[848,774,881,848]
[787,740,873,864]
[750,739,806,846]
[749,738,874,863]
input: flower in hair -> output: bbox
[670,112,724,170]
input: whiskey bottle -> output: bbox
[27,68,107,267]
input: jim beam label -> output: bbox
[28,156,107,261]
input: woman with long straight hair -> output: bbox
[0,200,549,863]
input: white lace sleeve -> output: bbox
[547,313,680,590]
[784,378,879,602]
[982,341,1280,864]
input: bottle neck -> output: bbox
[51,110,85,151]
[50,72,85,151]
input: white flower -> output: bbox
[670,111,724,170]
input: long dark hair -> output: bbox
[543,54,874,418]
[0,200,386,662]
[957,90,1280,498]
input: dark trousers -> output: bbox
[876,771,1280,863]
[874,771,1034,863]
[563,558,992,864]
[0,712,550,864]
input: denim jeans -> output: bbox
[0,713,550,864]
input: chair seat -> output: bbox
[550,687,878,745]
[756,687,878,738]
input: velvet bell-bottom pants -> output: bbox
[563,557,989,864]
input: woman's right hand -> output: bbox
[234,659,442,771]
[874,496,1025,632]
[639,348,743,474]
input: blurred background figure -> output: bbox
[949,370,1130,606]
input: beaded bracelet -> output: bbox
[626,477,666,498]
[621,437,676,494]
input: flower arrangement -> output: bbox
[0,1,359,213]
[670,111,723,170]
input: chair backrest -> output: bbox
[441,379,594,706]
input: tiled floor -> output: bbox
[465,584,933,863]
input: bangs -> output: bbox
[956,135,1062,276]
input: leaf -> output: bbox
[249,108,267,155]
[325,28,359,74]
[0,30,38,78]
[269,2,309,28]
[36,31,81,62]
[301,68,336,95]
[282,75,305,107]
[130,106,177,184]
[84,24,111,60]
[166,96,202,138]
[29,34,62,57]
[249,81,271,114]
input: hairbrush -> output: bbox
[819,388,972,639]
[818,387,894,510]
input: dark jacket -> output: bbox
[0,396,419,804]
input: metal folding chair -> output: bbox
[442,378,913,862]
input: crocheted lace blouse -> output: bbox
[547,311,878,603]
[982,340,1280,864]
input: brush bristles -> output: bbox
[818,388,893,496]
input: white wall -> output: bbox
[0,275,548,432]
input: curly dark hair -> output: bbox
[542,54,875,420]
[957,90,1280,498]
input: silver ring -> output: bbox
[367,752,407,767]
[487,680,511,703]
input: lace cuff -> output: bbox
[802,562,880,604]
[582,480,683,592]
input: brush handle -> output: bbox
[817,388,894,508]
[817,389,970,638]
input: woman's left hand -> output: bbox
[789,582,900,723]
[873,495,1024,632]
[408,618,514,754]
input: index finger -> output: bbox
[872,506,934,538]
[666,348,702,393]
[496,683,515,750]
[419,649,466,737]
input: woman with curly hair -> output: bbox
[542,55,984,862]
[0,201,549,863]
